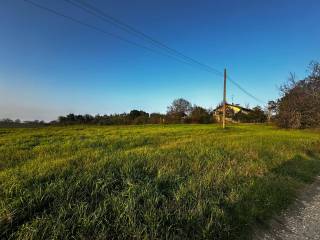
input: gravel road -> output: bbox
[255,176,320,240]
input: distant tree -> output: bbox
[277,61,320,128]
[167,98,192,115]
[83,114,94,123]
[0,118,13,123]
[133,115,148,124]
[0,119,14,127]
[149,113,165,124]
[190,106,211,123]
[110,113,130,125]
[67,114,76,123]
[165,112,184,124]
[58,116,67,124]
[167,98,192,123]
[53,100,218,126]
[251,106,267,123]
[129,110,149,120]
[233,112,247,122]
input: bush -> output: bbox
[190,106,211,124]
[277,61,320,128]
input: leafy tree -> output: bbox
[251,106,267,123]
[167,98,192,116]
[149,113,165,124]
[190,106,211,123]
[133,115,148,124]
[0,118,13,124]
[127,110,149,124]
[129,110,149,121]
[166,98,192,123]
[277,61,320,128]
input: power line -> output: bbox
[65,0,223,76]
[65,0,266,104]
[228,77,266,104]
[23,0,266,105]
[23,0,204,69]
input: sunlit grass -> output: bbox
[0,124,319,239]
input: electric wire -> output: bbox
[24,0,266,105]
[23,0,203,69]
[66,0,266,104]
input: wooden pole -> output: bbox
[223,68,227,129]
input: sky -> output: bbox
[0,0,319,121]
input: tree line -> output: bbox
[55,99,216,125]
[0,119,47,127]
[0,99,267,127]
[1,61,318,128]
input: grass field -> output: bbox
[0,124,320,239]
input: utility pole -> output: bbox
[222,68,227,129]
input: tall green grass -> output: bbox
[0,124,319,239]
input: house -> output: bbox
[213,103,252,122]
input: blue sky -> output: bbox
[0,0,319,121]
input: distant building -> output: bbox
[213,103,252,122]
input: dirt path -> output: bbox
[255,176,320,240]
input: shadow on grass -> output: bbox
[227,151,320,239]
